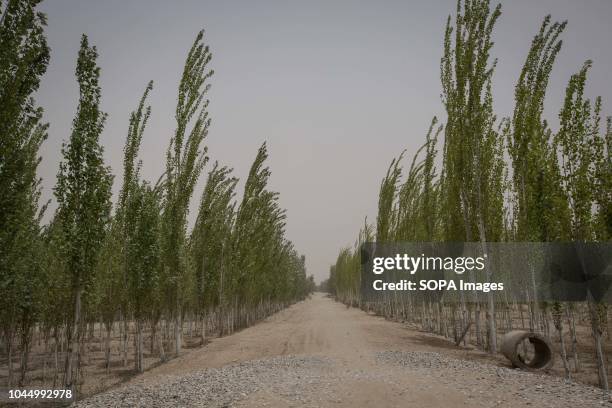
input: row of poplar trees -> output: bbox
[329,0,611,389]
[0,0,314,390]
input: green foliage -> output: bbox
[54,34,113,301]
[52,34,114,387]
[555,61,607,242]
[376,153,403,243]
[440,0,504,243]
[228,143,310,305]
[160,30,213,317]
[127,182,162,318]
[0,4,311,388]
[0,0,50,348]
[190,162,237,311]
[330,219,372,303]
[594,118,611,240]
[92,219,123,327]
[330,0,611,372]
[395,118,443,241]
[117,81,160,321]
[506,15,570,242]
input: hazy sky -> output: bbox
[36,0,612,282]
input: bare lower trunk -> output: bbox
[42,354,47,386]
[157,321,166,362]
[64,288,82,390]
[150,320,156,355]
[201,314,206,345]
[122,317,128,367]
[589,300,609,391]
[18,333,31,387]
[53,331,59,388]
[557,325,571,380]
[529,260,540,332]
[477,218,496,354]
[105,324,111,374]
[135,319,144,373]
[6,333,13,387]
[175,297,182,356]
[566,306,580,372]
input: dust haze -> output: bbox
[36,0,612,282]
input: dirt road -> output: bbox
[77,293,607,407]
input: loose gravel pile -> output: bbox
[376,351,610,408]
[74,355,331,408]
[75,351,611,408]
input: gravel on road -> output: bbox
[72,295,612,408]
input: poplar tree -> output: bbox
[555,61,610,390]
[506,15,572,376]
[329,0,612,387]
[594,118,611,241]
[0,0,49,386]
[127,182,161,372]
[420,118,442,241]
[0,9,314,386]
[393,118,441,242]
[92,219,123,372]
[440,0,504,352]
[117,81,160,372]
[230,143,311,311]
[376,155,403,243]
[54,34,113,388]
[508,16,569,242]
[160,30,213,356]
[232,143,279,305]
[190,162,237,336]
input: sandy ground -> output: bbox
[83,292,602,408]
[130,292,469,407]
[132,293,495,381]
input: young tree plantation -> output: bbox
[0,0,314,393]
[0,0,610,400]
[329,0,611,391]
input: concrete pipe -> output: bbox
[501,330,554,371]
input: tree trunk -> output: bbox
[158,323,166,362]
[477,217,496,354]
[174,294,182,356]
[589,300,609,391]
[201,314,206,345]
[18,331,30,387]
[135,319,144,373]
[105,324,111,374]
[53,331,59,388]
[6,332,13,387]
[567,306,580,372]
[557,325,571,380]
[64,287,82,389]
[122,317,128,367]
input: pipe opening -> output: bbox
[501,330,554,371]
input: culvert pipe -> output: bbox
[501,330,554,370]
